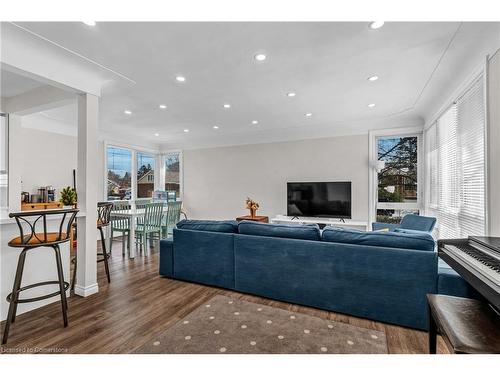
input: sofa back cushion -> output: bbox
[176,219,238,233]
[238,221,321,241]
[400,214,436,232]
[322,227,435,251]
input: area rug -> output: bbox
[135,295,387,354]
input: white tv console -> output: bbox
[270,215,369,231]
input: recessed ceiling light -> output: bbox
[176,76,186,82]
[305,113,313,117]
[223,103,231,109]
[254,53,267,62]
[154,133,160,137]
[124,110,132,115]
[287,92,296,97]
[367,75,379,82]
[159,104,167,109]
[213,125,219,129]
[252,120,258,125]
[183,129,190,133]
[369,21,385,30]
[82,21,96,26]
[368,103,376,108]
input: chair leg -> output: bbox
[2,249,27,344]
[121,231,126,256]
[71,256,77,292]
[143,232,148,256]
[53,245,68,327]
[99,227,111,283]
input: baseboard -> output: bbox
[74,283,99,297]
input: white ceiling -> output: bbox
[6,22,500,149]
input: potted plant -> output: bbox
[245,197,260,218]
[60,186,77,208]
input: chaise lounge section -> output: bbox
[159,219,476,330]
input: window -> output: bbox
[424,75,485,238]
[164,152,181,199]
[137,153,155,198]
[0,113,8,210]
[376,135,420,223]
[107,146,132,200]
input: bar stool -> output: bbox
[2,208,79,345]
[71,202,113,290]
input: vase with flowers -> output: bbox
[245,197,260,218]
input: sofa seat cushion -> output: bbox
[238,221,321,241]
[322,227,435,251]
[176,219,238,233]
[438,259,482,299]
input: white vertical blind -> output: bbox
[424,75,486,239]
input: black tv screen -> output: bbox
[287,182,351,219]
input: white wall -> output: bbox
[183,134,369,221]
[15,123,77,199]
[488,50,500,236]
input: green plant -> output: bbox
[60,186,77,206]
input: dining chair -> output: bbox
[135,202,164,256]
[162,201,182,238]
[135,198,152,226]
[110,200,131,257]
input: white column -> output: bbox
[75,93,99,297]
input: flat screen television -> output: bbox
[287,181,351,219]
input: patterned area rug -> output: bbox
[135,295,387,354]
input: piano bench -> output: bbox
[427,294,500,354]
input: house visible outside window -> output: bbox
[375,134,421,223]
[107,146,132,200]
[165,152,181,199]
[137,153,155,198]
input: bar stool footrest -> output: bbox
[6,281,70,304]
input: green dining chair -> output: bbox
[110,200,132,257]
[135,202,164,256]
[162,201,182,238]
[135,198,152,226]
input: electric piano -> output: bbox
[429,237,500,353]
[438,236,500,312]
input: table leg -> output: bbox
[129,215,136,259]
[428,303,437,354]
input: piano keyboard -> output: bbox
[442,243,500,291]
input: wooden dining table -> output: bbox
[110,204,170,259]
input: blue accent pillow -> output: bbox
[176,219,238,233]
[238,221,321,241]
[322,226,435,251]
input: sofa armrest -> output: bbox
[372,222,400,232]
[159,238,174,277]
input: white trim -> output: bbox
[368,127,424,225]
[74,283,99,297]
[484,56,490,235]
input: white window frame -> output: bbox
[368,127,424,225]
[103,141,161,200]
[161,149,183,200]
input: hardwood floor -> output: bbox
[0,239,450,354]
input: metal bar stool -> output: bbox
[71,202,113,290]
[2,208,79,345]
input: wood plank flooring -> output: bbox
[0,240,450,354]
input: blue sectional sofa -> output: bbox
[159,219,476,330]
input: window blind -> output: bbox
[424,75,486,239]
